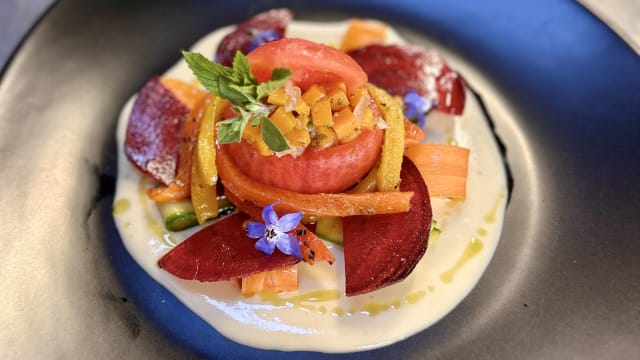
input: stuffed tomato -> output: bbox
[224,38,384,194]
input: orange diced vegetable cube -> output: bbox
[285,127,311,148]
[302,84,327,105]
[348,86,368,108]
[313,126,337,149]
[294,97,311,117]
[333,108,360,143]
[311,98,333,126]
[242,122,274,156]
[340,19,388,53]
[328,88,349,111]
[267,87,287,106]
[270,106,297,134]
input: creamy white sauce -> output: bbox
[113,20,507,352]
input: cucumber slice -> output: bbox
[315,216,343,245]
[158,200,198,232]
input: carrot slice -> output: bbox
[404,118,425,147]
[148,94,211,202]
[224,190,336,265]
[217,144,414,217]
[340,19,387,53]
[241,264,298,295]
[403,143,470,199]
[160,77,207,110]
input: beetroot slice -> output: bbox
[343,157,432,296]
[215,8,292,66]
[158,213,299,282]
[348,44,466,115]
[125,76,188,185]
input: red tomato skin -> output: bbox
[224,128,383,194]
[246,38,368,90]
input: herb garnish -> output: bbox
[181,50,292,151]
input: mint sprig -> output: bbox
[181,50,292,152]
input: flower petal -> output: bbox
[261,203,279,226]
[246,222,266,238]
[275,234,302,259]
[255,236,276,255]
[278,212,303,233]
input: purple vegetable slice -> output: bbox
[343,157,432,296]
[125,76,188,185]
[348,44,466,115]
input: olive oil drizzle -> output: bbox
[138,178,177,247]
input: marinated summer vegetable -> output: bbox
[113,9,508,352]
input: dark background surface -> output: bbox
[1,1,639,359]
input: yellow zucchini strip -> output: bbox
[368,84,405,192]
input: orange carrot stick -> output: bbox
[148,94,211,202]
[241,264,298,295]
[404,118,425,147]
[403,143,470,199]
[216,144,414,217]
[160,77,207,110]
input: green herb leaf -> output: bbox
[261,117,290,152]
[256,68,293,100]
[181,50,292,152]
[231,51,257,86]
[216,116,247,144]
[182,50,228,97]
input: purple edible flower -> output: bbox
[247,29,281,52]
[246,202,302,259]
[403,90,433,128]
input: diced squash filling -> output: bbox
[242,82,378,155]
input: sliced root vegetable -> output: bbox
[349,44,466,115]
[158,212,299,282]
[125,77,190,186]
[159,77,207,110]
[403,117,425,146]
[215,8,292,66]
[217,144,414,217]
[343,157,432,296]
[224,190,335,265]
[403,143,470,199]
[148,94,212,202]
[241,264,298,295]
[368,84,405,192]
[340,19,387,53]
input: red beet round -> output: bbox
[348,44,466,115]
[343,157,432,296]
[215,8,292,66]
[125,77,188,185]
[158,213,299,282]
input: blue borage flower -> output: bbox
[403,90,433,128]
[247,29,281,52]
[246,202,303,259]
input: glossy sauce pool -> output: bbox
[112,20,508,352]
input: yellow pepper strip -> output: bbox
[191,146,218,224]
[191,96,228,224]
[368,84,405,192]
[348,160,380,194]
[196,96,228,186]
